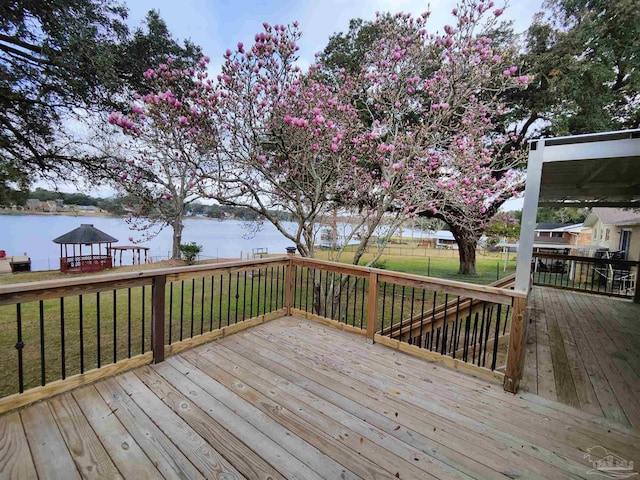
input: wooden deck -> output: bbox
[2,316,639,479]
[522,286,640,428]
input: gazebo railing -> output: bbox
[60,255,113,273]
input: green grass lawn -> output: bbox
[315,248,517,285]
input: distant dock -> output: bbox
[0,255,31,274]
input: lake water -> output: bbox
[1,214,434,271]
[1,214,300,271]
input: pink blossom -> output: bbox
[330,144,339,152]
[128,237,134,242]
[165,193,172,200]
[312,144,319,151]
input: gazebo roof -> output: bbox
[53,224,118,245]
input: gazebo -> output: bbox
[53,224,118,273]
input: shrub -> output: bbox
[178,242,202,265]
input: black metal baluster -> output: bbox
[16,304,24,393]
[169,282,173,345]
[408,288,415,344]
[113,290,117,364]
[280,265,285,308]
[360,277,366,329]
[40,300,46,383]
[390,284,397,331]
[381,282,387,333]
[269,267,276,312]
[219,274,224,327]
[168,283,173,344]
[429,291,437,350]
[491,305,502,370]
[418,290,425,348]
[250,271,255,318]
[398,286,406,340]
[235,271,240,324]
[263,268,269,316]
[201,277,205,334]
[127,288,132,357]
[304,267,310,312]
[435,327,440,352]
[256,268,261,316]
[476,303,486,367]
[180,280,185,341]
[227,272,232,326]
[451,296,461,358]
[337,274,343,322]
[482,306,493,368]
[60,300,66,380]
[141,286,146,353]
[96,292,101,368]
[210,276,214,331]
[441,294,448,355]
[352,277,358,327]
[502,305,510,335]
[472,312,479,364]
[274,266,280,310]
[463,312,471,362]
[321,270,329,317]
[243,271,248,321]
[191,278,196,338]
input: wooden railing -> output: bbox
[532,252,638,298]
[0,256,528,412]
[289,258,526,389]
[0,257,287,412]
[60,255,112,273]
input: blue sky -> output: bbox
[124,0,544,72]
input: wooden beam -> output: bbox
[151,275,166,364]
[365,272,378,344]
[0,353,153,415]
[284,260,294,315]
[503,296,528,393]
[374,335,504,384]
[290,308,367,337]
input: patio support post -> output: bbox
[151,274,166,363]
[515,139,545,293]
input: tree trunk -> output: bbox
[450,227,478,276]
[171,217,184,260]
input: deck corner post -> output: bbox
[366,271,379,343]
[151,274,167,364]
[285,259,294,316]
[503,295,528,393]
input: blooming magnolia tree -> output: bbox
[197,23,367,258]
[341,2,529,274]
[107,57,214,258]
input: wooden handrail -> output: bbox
[292,257,525,305]
[0,256,289,305]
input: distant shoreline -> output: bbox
[0,210,119,218]
[0,210,229,221]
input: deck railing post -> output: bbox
[366,271,378,344]
[503,295,528,393]
[151,274,167,363]
[285,259,294,315]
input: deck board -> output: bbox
[2,314,639,479]
[522,286,640,428]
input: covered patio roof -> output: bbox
[514,129,640,293]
